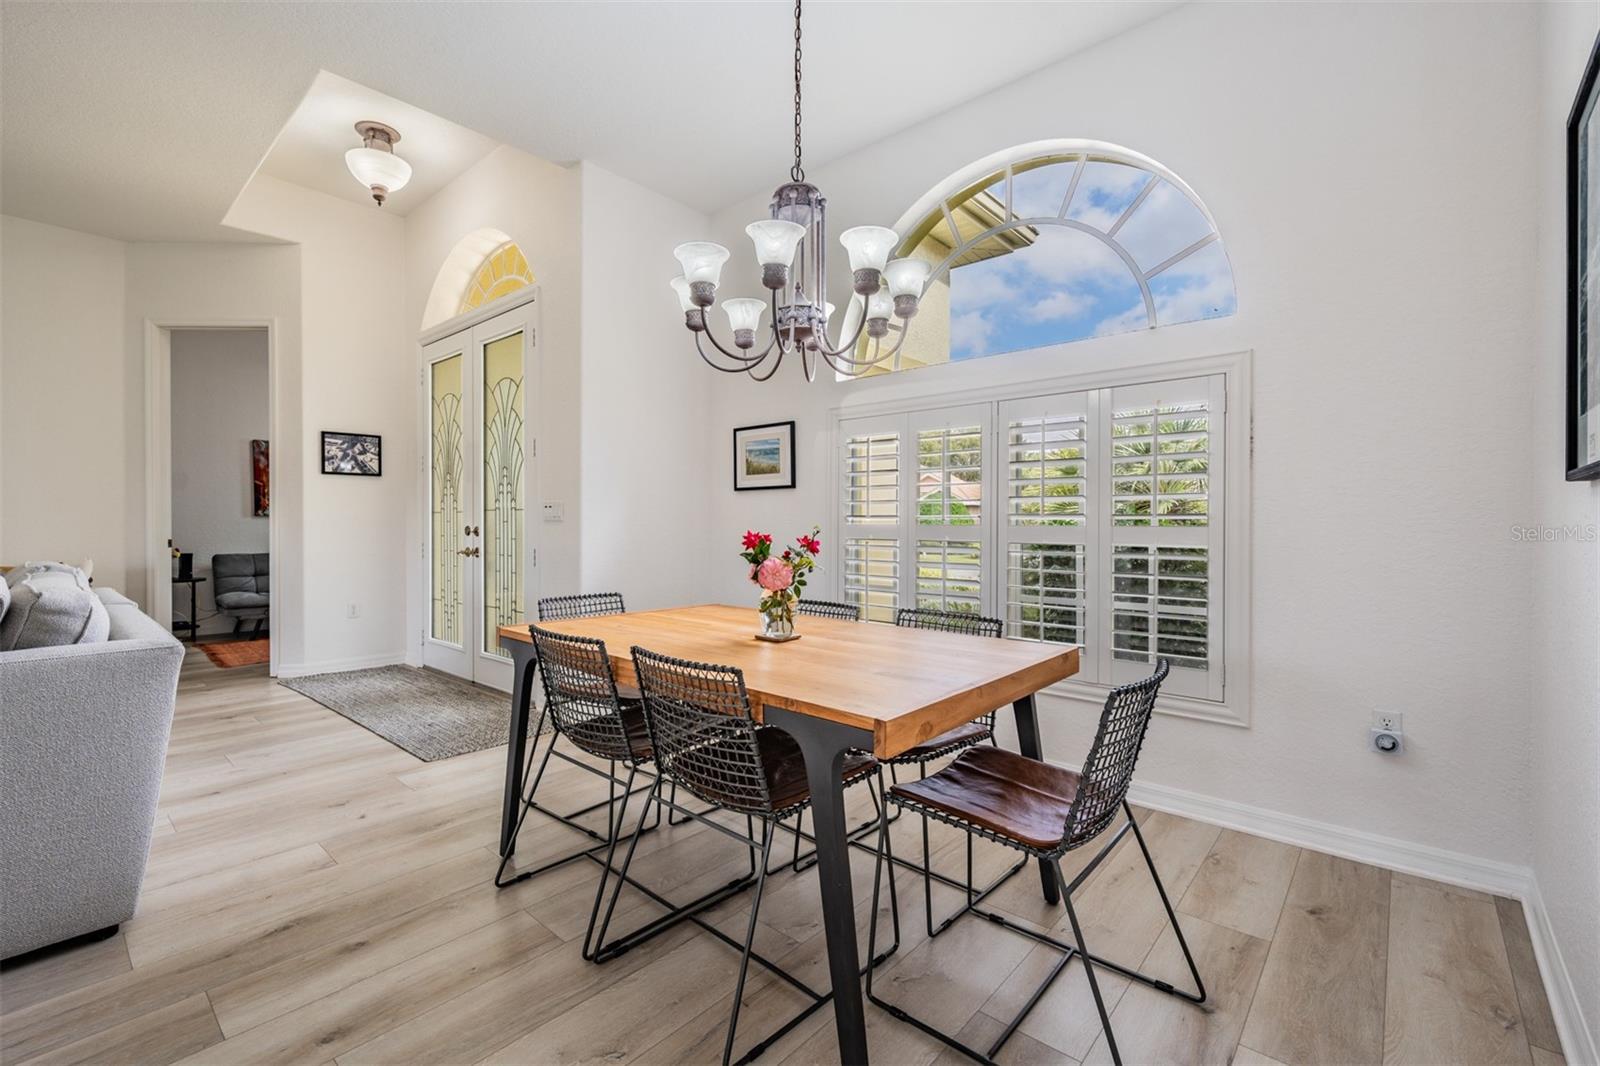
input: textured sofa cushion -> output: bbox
[0,569,109,650]
[0,578,9,625]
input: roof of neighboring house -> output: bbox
[918,472,982,501]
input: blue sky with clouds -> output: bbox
[927,161,1236,362]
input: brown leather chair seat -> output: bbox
[564,702,653,762]
[681,727,876,813]
[887,719,992,763]
[890,744,1081,852]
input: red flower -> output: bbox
[797,534,821,554]
[742,530,762,550]
[758,533,772,546]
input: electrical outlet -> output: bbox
[347,603,360,619]
[1370,710,1404,754]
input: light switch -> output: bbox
[542,502,564,523]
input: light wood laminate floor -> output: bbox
[0,651,1568,1065]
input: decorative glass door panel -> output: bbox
[420,299,537,689]
[431,353,466,644]
[482,330,526,660]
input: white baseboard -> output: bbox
[1125,776,1531,897]
[1519,879,1599,1066]
[273,651,407,678]
[1117,774,1596,1064]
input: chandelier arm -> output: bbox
[818,319,912,376]
[747,342,787,382]
[818,320,911,371]
[699,315,773,363]
[694,331,771,373]
[809,303,872,360]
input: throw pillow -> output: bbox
[0,569,109,650]
[0,577,9,626]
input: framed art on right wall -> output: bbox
[1567,31,1600,480]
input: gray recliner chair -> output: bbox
[212,553,269,638]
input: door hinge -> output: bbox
[528,328,536,347]
[529,437,537,459]
[530,548,538,568]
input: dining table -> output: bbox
[497,603,1079,1065]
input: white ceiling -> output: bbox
[1,1,1181,243]
[256,72,500,216]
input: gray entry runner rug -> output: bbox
[280,665,522,761]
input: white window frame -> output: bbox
[829,349,1252,727]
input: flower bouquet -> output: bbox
[740,525,821,641]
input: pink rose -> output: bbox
[756,558,794,592]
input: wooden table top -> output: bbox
[500,604,1079,759]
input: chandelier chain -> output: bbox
[792,0,804,182]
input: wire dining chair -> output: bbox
[865,659,1205,1066]
[589,646,900,1066]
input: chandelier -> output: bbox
[669,0,930,381]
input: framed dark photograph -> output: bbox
[733,421,795,491]
[321,430,382,476]
[1567,31,1600,480]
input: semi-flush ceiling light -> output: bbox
[345,121,412,206]
[669,0,926,381]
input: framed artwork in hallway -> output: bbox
[733,421,795,491]
[1568,30,1600,480]
[321,431,382,476]
[250,439,269,515]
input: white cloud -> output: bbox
[950,310,995,356]
[1024,290,1091,322]
[1093,301,1152,338]
[1020,227,1128,286]
[949,262,1021,313]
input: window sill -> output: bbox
[1037,675,1249,728]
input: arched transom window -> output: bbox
[863,140,1236,374]
[458,241,534,315]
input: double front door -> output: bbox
[422,302,537,690]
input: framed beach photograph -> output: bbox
[321,430,382,476]
[1567,31,1600,480]
[733,421,795,491]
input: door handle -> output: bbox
[457,547,479,557]
[464,525,480,537]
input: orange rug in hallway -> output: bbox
[201,640,270,668]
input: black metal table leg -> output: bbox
[764,704,876,1066]
[499,636,538,856]
[1011,693,1060,905]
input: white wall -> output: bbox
[0,216,128,584]
[170,328,270,635]
[707,1,1543,867]
[402,147,590,668]
[578,162,716,607]
[224,176,407,674]
[1533,4,1600,1058]
[123,240,303,662]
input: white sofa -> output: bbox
[0,584,183,958]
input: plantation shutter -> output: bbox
[839,416,906,622]
[1102,375,1225,699]
[998,390,1097,683]
[909,405,990,616]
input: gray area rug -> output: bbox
[280,665,521,761]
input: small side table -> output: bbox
[172,576,205,642]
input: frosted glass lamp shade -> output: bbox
[669,276,695,312]
[345,147,412,196]
[885,257,932,298]
[838,226,898,272]
[745,220,806,267]
[866,289,893,321]
[673,242,731,286]
[723,298,766,333]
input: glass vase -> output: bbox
[759,601,796,640]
